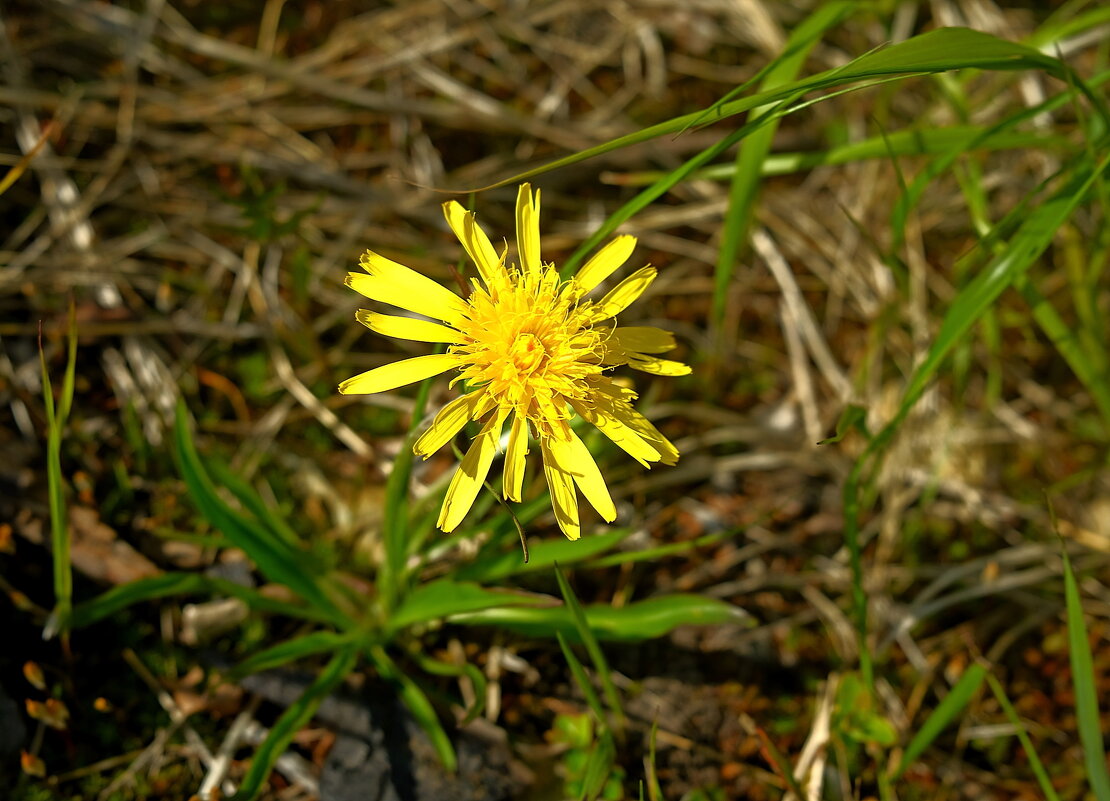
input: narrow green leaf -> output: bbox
[714,1,854,325]
[405,647,488,725]
[984,673,1062,801]
[370,645,457,772]
[231,645,359,801]
[230,631,356,679]
[475,28,1076,192]
[455,529,632,583]
[1062,549,1110,801]
[581,730,617,801]
[174,402,348,626]
[817,404,870,445]
[554,564,624,731]
[587,531,733,570]
[557,631,608,729]
[451,594,748,642]
[390,578,552,632]
[68,572,335,629]
[892,663,988,779]
[207,459,300,548]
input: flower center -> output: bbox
[509,332,546,374]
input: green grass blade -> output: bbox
[581,729,617,801]
[714,1,854,325]
[231,645,360,801]
[556,631,608,729]
[454,529,632,583]
[229,631,356,679]
[380,355,438,612]
[554,563,624,731]
[68,572,336,629]
[892,663,988,780]
[174,402,349,626]
[473,28,1073,193]
[984,673,1062,801]
[1062,548,1110,801]
[389,578,550,632]
[370,645,458,772]
[207,459,300,548]
[40,307,78,638]
[587,531,732,569]
[452,593,748,641]
[404,647,488,725]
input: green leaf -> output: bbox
[581,730,617,801]
[454,529,633,583]
[835,672,897,746]
[984,673,1062,801]
[174,402,349,626]
[390,578,552,632]
[818,404,870,445]
[230,631,357,679]
[370,645,457,772]
[404,647,488,725]
[557,631,608,729]
[231,645,359,801]
[555,564,624,731]
[1062,548,1110,801]
[714,1,855,324]
[892,662,988,779]
[451,594,748,641]
[68,572,335,629]
[476,28,1075,193]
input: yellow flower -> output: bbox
[340,184,689,540]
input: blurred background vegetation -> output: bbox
[2,1,1109,800]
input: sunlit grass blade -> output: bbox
[586,530,733,569]
[40,304,78,639]
[556,631,608,729]
[450,594,748,641]
[471,27,1080,194]
[845,150,1110,689]
[454,529,632,583]
[174,402,350,627]
[389,578,550,632]
[230,645,359,801]
[229,631,357,679]
[892,663,988,780]
[369,645,457,772]
[68,572,336,629]
[714,1,854,326]
[605,125,1077,186]
[554,563,624,731]
[380,354,438,612]
[1062,548,1110,801]
[984,673,1062,801]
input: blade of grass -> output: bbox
[1062,547,1110,800]
[68,572,337,629]
[554,563,625,732]
[389,578,550,632]
[229,631,359,679]
[984,673,1062,801]
[454,529,632,583]
[846,150,1110,690]
[369,645,458,772]
[580,730,617,801]
[556,630,608,730]
[230,645,359,801]
[892,663,988,780]
[404,647,488,726]
[174,402,350,627]
[714,1,855,325]
[380,346,438,612]
[40,304,78,640]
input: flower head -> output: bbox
[341,185,689,539]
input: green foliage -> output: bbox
[833,672,896,748]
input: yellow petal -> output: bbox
[588,266,656,321]
[547,431,616,522]
[349,250,469,325]
[603,397,679,465]
[611,326,676,354]
[413,390,493,458]
[570,399,661,467]
[515,184,541,276]
[541,437,579,540]
[626,355,692,376]
[356,310,463,343]
[437,412,506,532]
[443,201,510,292]
[504,413,529,502]
[573,235,636,295]
[339,353,458,395]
